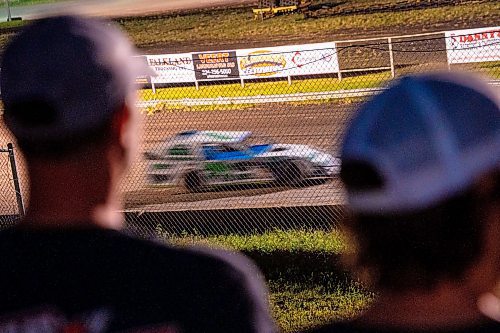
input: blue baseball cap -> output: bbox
[341,71,500,213]
[1,15,155,144]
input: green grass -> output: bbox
[140,72,391,100]
[270,276,372,332]
[0,20,25,29]
[2,1,496,51]
[158,229,349,253]
[158,229,370,332]
[116,2,500,50]
[7,0,66,6]
[452,61,500,79]
[138,71,391,114]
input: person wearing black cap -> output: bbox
[305,71,500,333]
[0,15,276,333]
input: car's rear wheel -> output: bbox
[184,171,204,192]
[271,160,307,186]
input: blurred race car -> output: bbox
[145,130,341,191]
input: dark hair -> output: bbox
[9,100,114,159]
[341,161,500,291]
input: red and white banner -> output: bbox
[236,42,339,79]
[445,27,500,64]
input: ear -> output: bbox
[109,103,131,146]
[107,101,140,169]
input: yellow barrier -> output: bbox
[253,6,297,20]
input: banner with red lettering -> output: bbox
[146,53,196,84]
[192,51,240,80]
[236,42,339,79]
[445,27,500,64]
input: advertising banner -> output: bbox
[134,56,152,85]
[192,51,240,80]
[147,53,196,84]
[445,27,500,64]
[236,42,339,79]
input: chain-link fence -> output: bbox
[0,143,24,228]
[1,27,499,237]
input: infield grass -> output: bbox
[160,229,372,332]
[117,2,500,51]
[139,71,391,101]
[1,1,499,52]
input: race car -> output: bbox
[145,130,341,191]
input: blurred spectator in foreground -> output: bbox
[0,15,276,333]
[305,72,500,333]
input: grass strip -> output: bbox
[139,72,391,101]
[160,229,349,254]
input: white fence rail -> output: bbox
[138,81,499,108]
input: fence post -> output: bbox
[240,77,245,88]
[7,143,25,217]
[287,76,292,85]
[6,0,12,22]
[338,71,342,81]
[388,37,395,78]
[195,80,199,90]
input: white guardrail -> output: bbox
[137,88,383,108]
[137,80,500,108]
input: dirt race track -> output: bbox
[122,101,354,211]
[0,101,355,214]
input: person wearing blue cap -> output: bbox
[0,15,276,333]
[305,71,500,332]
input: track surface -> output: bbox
[0,101,352,214]
[122,101,353,210]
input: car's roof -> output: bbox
[169,130,252,144]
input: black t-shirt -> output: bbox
[0,227,277,333]
[304,320,500,333]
